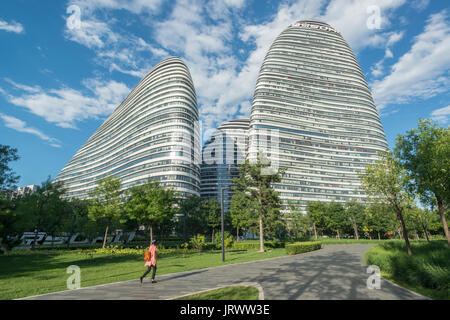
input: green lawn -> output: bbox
[176,286,259,300]
[365,240,450,300]
[0,248,288,300]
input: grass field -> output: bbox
[365,240,449,300]
[176,286,259,300]
[0,248,288,300]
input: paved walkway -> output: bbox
[21,244,428,300]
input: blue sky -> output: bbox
[0,0,449,187]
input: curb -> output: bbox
[170,282,265,300]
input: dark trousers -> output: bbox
[142,265,157,279]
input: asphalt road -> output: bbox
[20,244,428,300]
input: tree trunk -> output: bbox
[102,222,109,249]
[313,223,318,240]
[353,222,359,240]
[259,214,264,252]
[336,229,340,240]
[418,216,430,242]
[236,226,239,242]
[32,227,38,251]
[396,208,412,255]
[437,198,450,248]
[378,232,381,240]
[212,227,215,244]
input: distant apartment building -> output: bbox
[200,118,250,212]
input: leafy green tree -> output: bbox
[364,203,396,240]
[306,201,327,239]
[124,181,178,246]
[65,198,89,248]
[287,201,309,239]
[230,191,257,241]
[325,202,348,239]
[345,200,366,240]
[88,176,123,249]
[233,154,285,252]
[0,144,20,190]
[0,195,24,251]
[361,151,412,255]
[394,119,450,247]
[15,177,68,250]
[203,198,221,243]
[178,195,208,238]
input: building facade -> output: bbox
[249,20,388,211]
[200,118,250,212]
[55,57,201,199]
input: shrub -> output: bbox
[190,234,206,253]
[214,231,234,250]
[285,241,322,255]
[365,240,449,299]
[232,240,286,250]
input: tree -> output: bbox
[286,201,309,239]
[394,119,450,247]
[88,176,123,249]
[306,201,327,239]
[364,203,396,240]
[325,202,348,239]
[360,151,413,255]
[233,153,285,252]
[124,181,178,246]
[178,195,208,239]
[230,191,256,241]
[0,195,24,252]
[203,198,221,243]
[14,177,68,250]
[345,200,366,240]
[0,144,20,191]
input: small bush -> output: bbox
[285,242,322,255]
[214,232,234,250]
[190,234,207,253]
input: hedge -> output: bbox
[285,242,322,255]
[232,240,285,250]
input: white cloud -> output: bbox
[69,0,164,15]
[0,19,24,34]
[0,113,61,147]
[2,79,131,129]
[4,78,41,93]
[431,105,450,124]
[63,2,168,77]
[372,10,450,108]
[411,0,430,12]
[321,0,406,51]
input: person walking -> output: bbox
[140,239,158,284]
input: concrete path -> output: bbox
[21,244,428,300]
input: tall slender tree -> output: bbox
[394,119,450,247]
[233,153,285,252]
[88,176,122,249]
[345,200,366,240]
[361,151,413,255]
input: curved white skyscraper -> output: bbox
[249,20,388,211]
[56,57,201,199]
